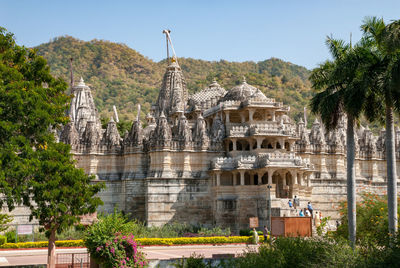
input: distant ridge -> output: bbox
[36,36,313,122]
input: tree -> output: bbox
[361,17,400,235]
[30,141,103,267]
[0,27,104,267]
[310,37,372,247]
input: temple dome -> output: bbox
[220,77,260,102]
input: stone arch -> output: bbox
[230,112,241,123]
[228,140,233,151]
[244,172,251,185]
[285,141,290,151]
[238,139,250,151]
[253,110,263,121]
[220,172,234,186]
[261,139,269,149]
[276,142,281,149]
[253,174,258,185]
[261,172,268,184]
[252,139,257,150]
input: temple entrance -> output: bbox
[272,170,292,198]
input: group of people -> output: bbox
[288,196,314,216]
[288,197,324,227]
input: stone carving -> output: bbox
[210,114,225,144]
[60,121,79,147]
[156,61,188,116]
[193,113,209,149]
[175,113,192,149]
[102,117,121,147]
[81,121,101,149]
[152,111,172,148]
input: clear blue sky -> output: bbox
[1,0,399,69]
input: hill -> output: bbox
[35,36,314,123]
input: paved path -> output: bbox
[0,244,257,266]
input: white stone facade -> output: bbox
[56,60,400,231]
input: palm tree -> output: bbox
[310,37,372,247]
[361,17,400,235]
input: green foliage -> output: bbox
[316,216,331,236]
[0,235,6,245]
[334,192,400,246]
[239,229,263,236]
[35,36,314,124]
[173,253,213,268]
[0,214,12,233]
[0,240,84,249]
[0,28,104,267]
[5,230,16,243]
[234,237,358,268]
[0,27,70,211]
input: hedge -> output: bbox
[0,236,262,249]
[0,240,84,249]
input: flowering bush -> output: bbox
[334,192,400,245]
[90,233,147,268]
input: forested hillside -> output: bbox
[36,36,314,123]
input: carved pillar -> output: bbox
[239,170,245,185]
[307,174,310,187]
[225,111,230,123]
[249,109,254,122]
[216,172,221,186]
[268,170,273,185]
[256,137,263,149]
[297,172,302,185]
[232,138,237,151]
[257,172,263,185]
[240,113,245,123]
[290,171,296,185]
[272,112,276,122]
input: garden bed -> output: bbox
[0,236,263,249]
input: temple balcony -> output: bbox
[211,152,313,171]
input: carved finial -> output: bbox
[137,104,141,122]
[160,111,166,118]
[242,76,247,83]
[77,77,85,86]
[109,116,114,123]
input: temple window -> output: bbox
[222,200,236,210]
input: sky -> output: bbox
[1,0,399,69]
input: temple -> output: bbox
[56,37,400,231]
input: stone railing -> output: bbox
[242,97,280,106]
[226,124,249,137]
[249,122,297,137]
[211,152,313,170]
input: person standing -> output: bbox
[263,225,269,243]
[288,199,293,208]
[293,195,300,209]
[315,211,321,227]
[305,209,311,217]
[299,210,304,217]
[307,202,313,218]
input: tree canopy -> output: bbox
[0,27,104,267]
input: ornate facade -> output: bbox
[58,59,400,231]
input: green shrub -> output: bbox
[173,253,213,268]
[234,237,358,268]
[0,235,6,245]
[240,229,263,236]
[5,231,17,243]
[334,192,400,246]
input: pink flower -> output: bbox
[111,247,115,254]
